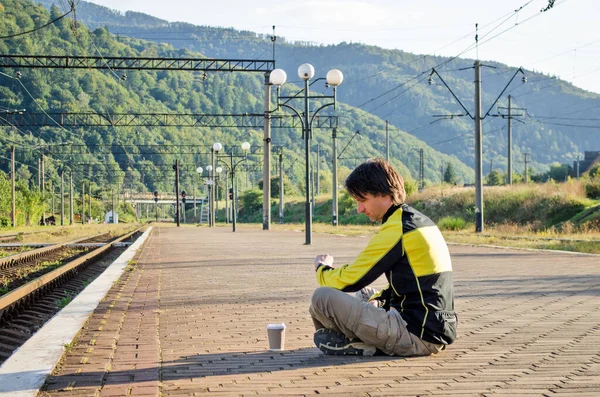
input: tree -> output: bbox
[16,181,43,226]
[16,165,32,186]
[487,170,503,186]
[443,162,458,185]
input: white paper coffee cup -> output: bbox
[266,323,286,351]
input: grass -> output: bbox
[443,230,600,254]
[438,216,468,231]
[0,223,140,244]
[0,279,9,295]
[0,246,31,258]
[407,181,600,230]
[269,221,600,254]
[55,290,74,309]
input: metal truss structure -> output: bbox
[68,161,265,174]
[0,55,274,72]
[39,144,275,156]
[1,112,338,129]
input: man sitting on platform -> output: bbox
[309,158,457,356]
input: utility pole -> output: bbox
[263,72,272,231]
[60,170,64,225]
[316,143,320,196]
[41,153,46,225]
[576,155,580,179]
[497,95,526,185]
[209,149,214,227]
[88,181,92,223]
[182,190,186,224]
[224,171,229,224]
[508,95,513,184]
[440,165,444,184]
[474,60,484,232]
[279,151,284,224]
[69,170,73,225]
[429,63,525,234]
[81,181,85,224]
[215,178,223,222]
[332,128,338,226]
[311,169,316,217]
[385,120,390,162]
[154,192,158,222]
[174,159,180,227]
[11,146,16,227]
[419,148,424,191]
[523,153,530,183]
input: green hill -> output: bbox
[1,0,475,200]
[32,0,600,178]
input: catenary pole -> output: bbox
[263,72,272,230]
[474,61,484,233]
[11,146,16,227]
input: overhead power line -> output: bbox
[0,4,74,39]
[529,120,600,129]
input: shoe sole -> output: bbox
[314,329,375,356]
[317,341,367,355]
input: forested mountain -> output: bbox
[33,0,600,179]
[1,0,478,201]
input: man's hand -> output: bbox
[314,254,334,272]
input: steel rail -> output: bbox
[0,227,142,312]
[0,232,107,271]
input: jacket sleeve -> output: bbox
[316,221,403,292]
[368,286,391,309]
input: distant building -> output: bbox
[574,151,600,175]
[105,210,118,224]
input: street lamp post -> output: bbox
[215,141,251,232]
[174,159,180,227]
[332,127,338,226]
[210,143,223,226]
[215,166,223,222]
[278,149,284,224]
[196,166,203,223]
[206,164,213,226]
[270,64,343,245]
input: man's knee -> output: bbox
[311,286,338,308]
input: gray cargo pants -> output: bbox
[309,286,444,357]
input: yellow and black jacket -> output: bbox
[316,204,457,345]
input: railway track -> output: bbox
[0,231,33,244]
[0,227,145,364]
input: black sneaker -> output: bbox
[313,329,376,356]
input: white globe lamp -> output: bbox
[298,63,315,81]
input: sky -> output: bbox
[84,0,600,95]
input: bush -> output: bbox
[584,181,600,199]
[237,189,263,222]
[437,216,468,231]
[338,191,356,216]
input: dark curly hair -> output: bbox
[344,158,406,205]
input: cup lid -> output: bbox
[266,323,286,330]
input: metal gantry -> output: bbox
[0,55,274,72]
[0,54,277,230]
[0,55,344,233]
[0,112,338,129]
